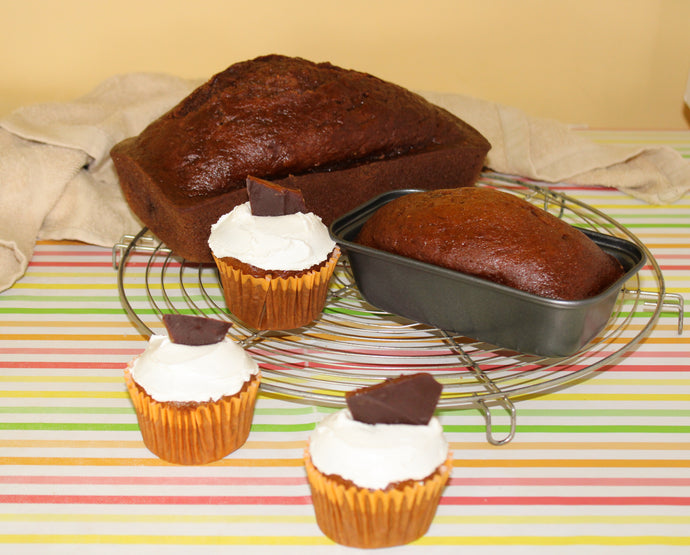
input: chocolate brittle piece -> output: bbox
[162,313,232,346]
[345,373,442,425]
[246,175,307,216]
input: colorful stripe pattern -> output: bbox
[1,130,689,552]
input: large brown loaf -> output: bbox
[110,54,491,262]
[356,187,625,301]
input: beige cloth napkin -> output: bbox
[1,73,690,293]
[422,91,690,204]
[0,73,199,293]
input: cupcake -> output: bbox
[208,176,340,331]
[304,373,451,548]
[124,314,261,465]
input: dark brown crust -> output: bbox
[356,187,625,301]
[110,55,490,263]
[131,372,257,409]
[309,455,447,493]
[216,248,336,279]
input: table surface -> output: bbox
[1,130,689,554]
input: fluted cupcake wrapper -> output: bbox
[304,450,452,549]
[125,369,260,465]
[214,248,340,330]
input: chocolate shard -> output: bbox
[246,175,307,216]
[345,373,443,425]
[162,314,232,346]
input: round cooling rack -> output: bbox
[112,172,684,445]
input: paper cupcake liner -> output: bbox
[304,450,452,549]
[214,247,340,330]
[124,369,260,465]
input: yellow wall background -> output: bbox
[1,0,689,129]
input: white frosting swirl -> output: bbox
[130,335,259,403]
[309,409,448,490]
[208,202,336,271]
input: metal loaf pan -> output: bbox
[329,189,646,357]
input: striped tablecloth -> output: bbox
[1,130,689,553]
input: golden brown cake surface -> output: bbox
[215,249,334,280]
[356,187,625,300]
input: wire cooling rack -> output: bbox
[113,173,684,444]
